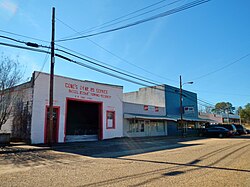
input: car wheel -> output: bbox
[218,133,223,138]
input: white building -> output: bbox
[5,72,123,144]
[123,102,176,137]
[199,112,240,124]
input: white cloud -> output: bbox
[0,0,18,19]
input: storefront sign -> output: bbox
[144,105,159,112]
[65,83,111,99]
[184,106,194,114]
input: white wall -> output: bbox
[123,85,165,107]
[31,72,123,144]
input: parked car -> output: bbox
[204,126,233,138]
[208,124,237,135]
[234,124,247,135]
[246,129,250,134]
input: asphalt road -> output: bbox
[0,136,249,187]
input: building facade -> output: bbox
[5,72,123,144]
[123,102,176,137]
[124,84,201,136]
[199,112,240,124]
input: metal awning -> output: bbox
[167,115,206,122]
[124,113,177,121]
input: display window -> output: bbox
[106,111,115,129]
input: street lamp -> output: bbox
[180,75,193,137]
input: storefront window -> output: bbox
[106,111,115,129]
[139,121,144,132]
[156,121,164,132]
[128,119,145,133]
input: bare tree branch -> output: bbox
[0,53,23,130]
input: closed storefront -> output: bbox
[30,72,123,144]
[123,102,176,137]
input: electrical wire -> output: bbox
[56,0,211,42]
[0,35,27,45]
[59,0,182,40]
[0,34,217,107]
[56,18,177,83]
[0,35,219,108]
[0,29,49,43]
[55,53,164,88]
[0,40,212,109]
[0,40,166,90]
[191,89,250,97]
[55,47,164,86]
[34,46,50,81]
[56,49,211,108]
[0,41,50,55]
[0,34,167,86]
[0,34,50,49]
[192,52,250,81]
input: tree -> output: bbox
[239,103,250,124]
[236,106,243,115]
[0,54,23,131]
[212,102,235,114]
[12,99,31,142]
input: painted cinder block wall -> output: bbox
[31,72,123,144]
[123,85,166,108]
[123,84,198,118]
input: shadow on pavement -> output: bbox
[0,149,72,168]
[52,136,203,158]
[228,135,250,139]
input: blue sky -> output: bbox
[0,0,250,109]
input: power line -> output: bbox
[56,53,164,89]
[55,47,164,86]
[34,47,50,81]
[192,52,250,81]
[0,40,166,90]
[0,34,169,87]
[59,0,182,40]
[0,29,49,43]
[192,89,250,97]
[0,34,50,49]
[1,40,212,109]
[0,41,50,55]
[56,18,177,83]
[56,0,211,42]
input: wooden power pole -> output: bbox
[48,7,55,145]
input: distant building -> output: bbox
[199,112,240,124]
[124,84,202,136]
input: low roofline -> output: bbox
[34,71,123,89]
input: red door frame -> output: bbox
[64,98,103,142]
[44,106,60,143]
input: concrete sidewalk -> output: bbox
[0,136,202,155]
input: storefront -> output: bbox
[31,72,123,144]
[123,102,176,137]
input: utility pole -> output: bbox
[179,76,193,137]
[48,7,55,145]
[180,75,184,137]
